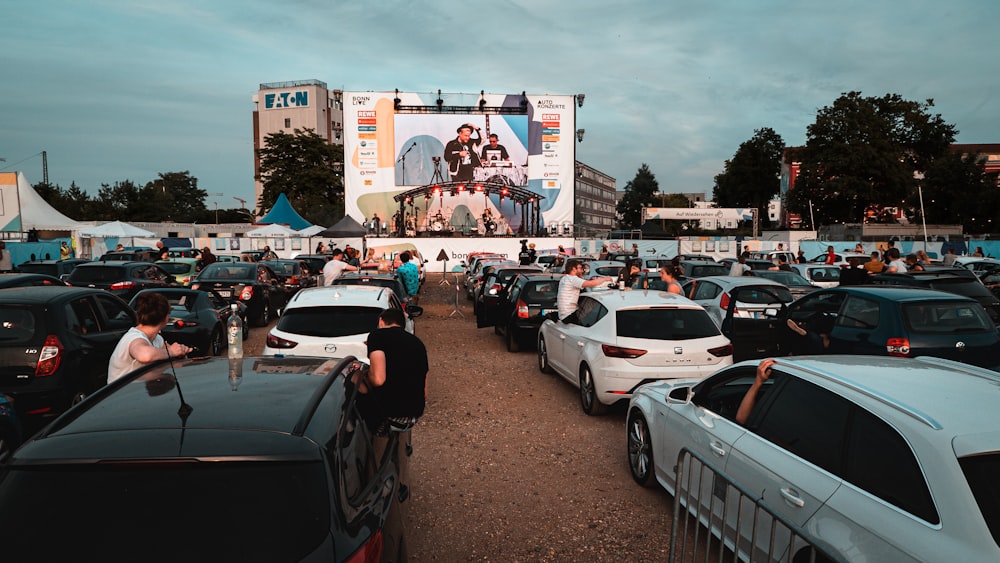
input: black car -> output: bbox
[129,288,249,356]
[294,254,331,279]
[751,269,819,298]
[0,286,136,432]
[260,259,318,297]
[474,265,543,315]
[0,393,22,463]
[67,260,179,301]
[192,262,286,326]
[0,355,409,561]
[869,270,1000,324]
[0,273,67,288]
[15,258,90,280]
[332,272,408,303]
[97,250,159,262]
[477,273,563,352]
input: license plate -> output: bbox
[217,290,232,298]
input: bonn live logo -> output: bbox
[264,91,309,109]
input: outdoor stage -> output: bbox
[343,236,577,272]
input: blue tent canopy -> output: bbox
[257,193,312,231]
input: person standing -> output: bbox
[480,133,510,163]
[729,255,750,276]
[885,248,907,273]
[261,245,278,261]
[322,248,358,285]
[60,241,72,260]
[358,308,428,436]
[443,123,483,182]
[0,241,11,273]
[659,264,684,295]
[796,249,807,264]
[942,248,957,265]
[199,247,216,268]
[556,259,614,322]
[107,292,192,383]
[863,251,885,274]
[315,241,326,254]
[824,245,836,265]
[395,251,420,304]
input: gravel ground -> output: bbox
[244,274,678,561]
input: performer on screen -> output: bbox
[480,134,510,164]
[444,123,482,182]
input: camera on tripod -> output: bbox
[432,156,441,163]
[519,239,528,244]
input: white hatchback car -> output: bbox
[681,276,793,328]
[263,285,414,361]
[789,263,841,288]
[627,355,1000,561]
[537,290,733,415]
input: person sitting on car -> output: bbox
[557,259,614,322]
[107,292,192,383]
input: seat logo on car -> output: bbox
[325,344,338,353]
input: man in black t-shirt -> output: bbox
[361,308,428,434]
[443,123,483,182]
[480,133,510,163]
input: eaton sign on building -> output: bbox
[263,91,309,109]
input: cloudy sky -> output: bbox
[3,0,998,213]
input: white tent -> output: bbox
[0,171,83,231]
[80,220,156,238]
[246,223,296,237]
[295,224,326,237]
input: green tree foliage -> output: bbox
[141,172,207,222]
[914,152,1000,234]
[713,127,784,228]
[616,164,659,229]
[786,92,956,226]
[95,180,144,221]
[257,128,344,226]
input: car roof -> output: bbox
[821,285,978,303]
[586,288,704,309]
[285,285,391,309]
[685,275,787,288]
[16,356,353,461]
[762,355,1000,448]
[0,285,108,304]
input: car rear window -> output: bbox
[158,262,194,275]
[69,266,124,283]
[201,264,255,280]
[926,278,995,298]
[0,460,330,559]
[959,454,1000,548]
[524,281,558,302]
[689,264,729,277]
[0,307,38,343]
[903,301,994,333]
[16,263,58,276]
[732,286,794,304]
[617,308,721,340]
[278,306,382,337]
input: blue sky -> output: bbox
[3,0,998,214]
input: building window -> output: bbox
[284,118,291,128]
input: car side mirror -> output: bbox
[667,386,693,403]
[406,305,423,319]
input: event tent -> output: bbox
[257,193,312,231]
[0,171,83,232]
[246,223,297,237]
[317,216,366,237]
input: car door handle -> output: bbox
[709,440,726,457]
[780,487,806,508]
[558,334,566,341]
[577,341,585,348]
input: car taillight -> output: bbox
[516,299,530,319]
[488,283,502,295]
[240,286,254,301]
[171,319,198,328]
[266,332,297,349]
[36,334,63,376]
[344,529,383,563]
[602,344,647,358]
[886,337,910,357]
[110,280,136,291]
[719,291,730,310]
[708,344,734,357]
[288,275,299,285]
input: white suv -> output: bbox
[263,285,415,361]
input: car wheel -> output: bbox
[537,335,553,374]
[505,326,520,353]
[70,389,87,407]
[256,302,270,327]
[209,327,224,356]
[627,410,655,487]
[242,316,250,340]
[579,365,606,415]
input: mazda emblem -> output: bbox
[325,344,338,353]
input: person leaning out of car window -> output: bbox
[736,358,776,425]
[107,292,192,383]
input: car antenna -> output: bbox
[165,347,194,454]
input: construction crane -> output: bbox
[233,196,247,208]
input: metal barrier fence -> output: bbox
[669,447,843,563]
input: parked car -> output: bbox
[67,260,179,301]
[780,286,1000,369]
[97,249,158,262]
[789,263,841,288]
[293,254,331,281]
[748,250,797,265]
[264,285,419,361]
[868,270,1000,324]
[537,290,733,415]
[0,393,23,463]
[129,288,248,356]
[260,259,318,297]
[477,273,562,353]
[0,273,67,288]
[192,262,286,326]
[750,269,819,299]
[580,260,626,281]
[166,247,201,259]
[627,355,1000,562]
[214,253,240,263]
[332,272,409,305]
[239,250,265,262]
[809,251,871,268]
[465,259,517,300]
[0,286,136,432]
[0,355,409,561]
[155,258,202,286]
[681,276,794,328]
[15,258,89,280]
[678,260,730,278]
[473,265,543,314]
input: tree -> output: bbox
[142,172,207,222]
[713,128,784,228]
[915,151,1000,234]
[95,180,144,221]
[786,92,957,227]
[257,128,344,226]
[615,164,659,229]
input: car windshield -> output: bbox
[902,301,994,333]
[0,460,330,559]
[277,306,382,337]
[617,308,721,340]
[959,454,1000,548]
[70,266,123,282]
[524,281,559,302]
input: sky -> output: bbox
[3,0,999,214]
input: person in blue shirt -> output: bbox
[396,251,420,305]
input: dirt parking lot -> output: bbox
[245,273,676,560]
